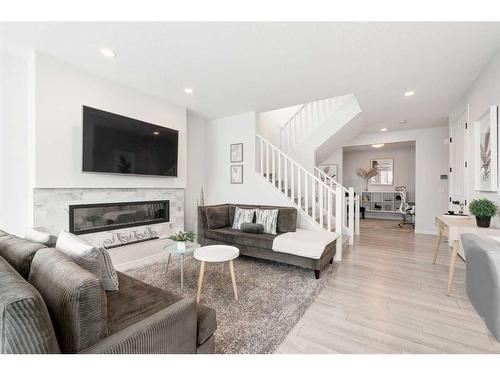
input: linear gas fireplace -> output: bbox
[69,200,169,235]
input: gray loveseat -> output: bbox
[461,233,500,342]
[0,229,216,354]
[198,204,336,278]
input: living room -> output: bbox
[2,1,500,373]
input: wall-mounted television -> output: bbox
[82,106,178,177]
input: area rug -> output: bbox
[124,253,334,354]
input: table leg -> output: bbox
[196,261,206,303]
[229,260,238,301]
[165,253,171,275]
[180,254,184,289]
[433,228,443,264]
[446,240,460,296]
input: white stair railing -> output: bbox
[279,97,342,153]
[256,135,344,259]
[314,167,359,243]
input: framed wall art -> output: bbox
[475,105,498,191]
[230,143,243,163]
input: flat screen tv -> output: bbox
[82,106,178,177]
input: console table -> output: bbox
[434,215,500,296]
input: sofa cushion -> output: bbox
[56,230,101,278]
[206,228,277,250]
[275,207,297,233]
[109,272,216,345]
[228,205,297,233]
[0,256,60,354]
[205,205,230,229]
[255,209,279,234]
[241,223,264,234]
[0,234,46,279]
[28,249,107,353]
[232,207,256,230]
[25,228,51,245]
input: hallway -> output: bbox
[277,219,500,353]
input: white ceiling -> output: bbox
[2,22,500,130]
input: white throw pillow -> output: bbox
[56,230,101,277]
[99,248,119,291]
[56,230,119,291]
[255,209,279,234]
[232,207,256,230]
[25,228,51,245]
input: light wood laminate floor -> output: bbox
[276,219,500,354]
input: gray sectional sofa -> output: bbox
[198,204,336,278]
[461,233,500,341]
[0,229,216,354]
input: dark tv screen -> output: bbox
[82,106,178,176]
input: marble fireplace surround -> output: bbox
[33,188,184,249]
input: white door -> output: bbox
[449,109,469,212]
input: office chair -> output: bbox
[395,186,415,228]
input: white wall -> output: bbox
[185,111,207,231]
[0,48,34,236]
[343,144,416,201]
[34,52,187,189]
[257,104,302,146]
[450,49,500,226]
[343,127,449,234]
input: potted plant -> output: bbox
[168,231,195,250]
[468,198,497,228]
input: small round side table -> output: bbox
[194,245,239,303]
[163,241,200,289]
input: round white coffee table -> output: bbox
[194,245,239,303]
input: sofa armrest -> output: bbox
[198,206,208,245]
[81,297,197,354]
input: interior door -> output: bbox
[449,109,469,212]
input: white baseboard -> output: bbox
[414,229,438,235]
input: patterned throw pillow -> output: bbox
[232,207,256,230]
[255,209,279,234]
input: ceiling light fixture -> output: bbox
[404,90,415,97]
[371,144,385,148]
[380,128,388,132]
[183,87,194,94]
[153,131,160,135]
[99,47,116,58]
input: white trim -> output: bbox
[414,229,438,235]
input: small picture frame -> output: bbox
[230,165,243,184]
[230,143,243,163]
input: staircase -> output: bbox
[256,135,359,261]
[279,96,353,154]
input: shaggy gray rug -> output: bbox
[124,253,333,354]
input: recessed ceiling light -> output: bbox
[371,144,385,148]
[183,87,194,94]
[153,131,160,135]
[380,128,388,132]
[99,48,116,58]
[404,90,415,97]
[399,119,408,125]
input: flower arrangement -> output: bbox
[468,198,497,228]
[168,231,195,242]
[357,167,379,190]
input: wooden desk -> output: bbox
[435,215,500,296]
